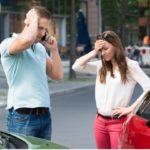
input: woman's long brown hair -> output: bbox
[97,31,128,84]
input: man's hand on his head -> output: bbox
[24,9,39,26]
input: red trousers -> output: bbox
[94,114,127,149]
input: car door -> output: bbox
[119,91,150,149]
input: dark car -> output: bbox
[118,91,150,149]
[0,131,68,149]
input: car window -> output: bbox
[136,91,150,120]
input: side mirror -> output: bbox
[146,120,150,127]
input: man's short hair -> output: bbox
[32,6,51,20]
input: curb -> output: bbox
[50,84,95,97]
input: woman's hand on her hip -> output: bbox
[112,106,133,118]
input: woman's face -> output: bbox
[100,40,116,62]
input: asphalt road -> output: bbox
[0,84,142,149]
[51,86,96,149]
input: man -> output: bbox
[0,6,63,140]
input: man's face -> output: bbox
[35,18,50,42]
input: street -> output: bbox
[0,84,142,149]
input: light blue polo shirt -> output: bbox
[0,33,51,110]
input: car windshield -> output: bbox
[0,131,28,149]
[136,91,150,120]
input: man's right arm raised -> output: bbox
[8,9,38,54]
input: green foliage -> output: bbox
[101,0,138,30]
[138,0,148,6]
[145,9,150,16]
[41,0,80,16]
[126,0,138,25]
[101,0,119,28]
[1,0,31,11]
[40,0,80,35]
[4,0,80,15]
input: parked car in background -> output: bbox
[118,91,150,149]
[0,131,68,149]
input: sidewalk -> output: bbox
[0,60,150,108]
[0,60,95,108]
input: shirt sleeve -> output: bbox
[128,59,150,102]
[72,60,102,75]
[0,38,13,57]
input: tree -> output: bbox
[69,0,77,79]
[101,0,138,45]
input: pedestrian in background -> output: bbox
[143,35,150,46]
[72,30,150,149]
[0,6,63,140]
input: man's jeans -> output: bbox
[7,108,52,140]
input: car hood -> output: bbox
[0,131,68,149]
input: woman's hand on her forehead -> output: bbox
[94,40,105,52]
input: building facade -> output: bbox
[80,0,101,43]
[0,0,67,48]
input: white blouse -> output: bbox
[72,57,150,115]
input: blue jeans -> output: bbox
[7,108,52,140]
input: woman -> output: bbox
[72,30,150,149]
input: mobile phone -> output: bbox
[41,32,48,41]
